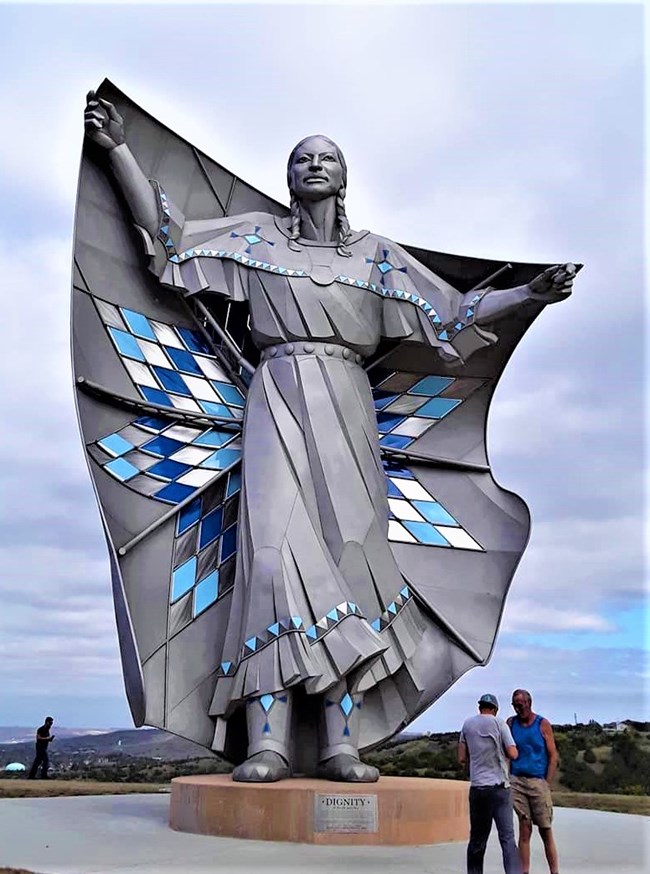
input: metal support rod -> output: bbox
[363,342,400,375]
[193,148,228,215]
[468,262,512,292]
[193,299,256,375]
[76,377,242,432]
[381,445,489,473]
[117,459,241,557]
[184,298,251,392]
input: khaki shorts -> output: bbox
[511,776,553,828]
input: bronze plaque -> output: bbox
[313,793,378,833]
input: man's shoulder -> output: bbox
[460,714,485,733]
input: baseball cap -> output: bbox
[478,693,499,708]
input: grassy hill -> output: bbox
[362,721,650,798]
[2,721,648,801]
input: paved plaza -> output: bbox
[0,793,646,874]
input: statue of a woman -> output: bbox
[80,88,575,783]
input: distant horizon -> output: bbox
[1,715,644,735]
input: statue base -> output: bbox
[169,775,469,845]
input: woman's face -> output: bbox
[288,136,344,202]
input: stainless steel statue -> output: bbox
[73,81,577,782]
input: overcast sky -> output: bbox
[0,2,645,734]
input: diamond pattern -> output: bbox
[166,469,242,632]
[370,371,487,450]
[230,226,276,254]
[365,248,408,285]
[383,460,483,551]
[369,584,413,632]
[90,415,242,505]
[95,298,246,421]
[215,583,414,679]
[253,692,288,734]
[325,688,363,737]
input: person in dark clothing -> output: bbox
[458,694,521,874]
[28,716,55,779]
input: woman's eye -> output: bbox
[297,156,309,163]
[323,155,335,161]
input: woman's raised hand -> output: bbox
[84,90,126,150]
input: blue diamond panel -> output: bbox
[383,460,483,551]
[98,433,134,457]
[95,298,247,421]
[172,557,197,602]
[104,458,139,481]
[340,693,354,717]
[89,415,242,505]
[194,571,219,617]
[167,469,242,627]
[371,371,487,449]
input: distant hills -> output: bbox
[0,727,209,766]
[0,727,122,745]
[1,723,648,797]
[1,721,647,775]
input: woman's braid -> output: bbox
[335,186,353,258]
[288,192,302,253]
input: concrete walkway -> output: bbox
[0,794,646,874]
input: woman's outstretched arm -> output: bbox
[84,90,160,238]
[472,263,576,324]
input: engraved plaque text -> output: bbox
[314,793,378,833]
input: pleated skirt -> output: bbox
[209,352,428,719]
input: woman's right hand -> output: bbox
[84,90,125,150]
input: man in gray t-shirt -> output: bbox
[458,694,521,874]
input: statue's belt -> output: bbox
[259,341,365,366]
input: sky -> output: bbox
[0,2,646,735]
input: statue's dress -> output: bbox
[140,191,495,739]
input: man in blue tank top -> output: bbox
[458,694,521,874]
[507,690,560,874]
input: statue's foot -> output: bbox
[317,753,379,783]
[232,751,290,783]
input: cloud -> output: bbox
[414,642,646,732]
[0,4,643,730]
[501,603,614,634]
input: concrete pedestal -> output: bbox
[169,775,469,845]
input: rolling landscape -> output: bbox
[1,720,648,814]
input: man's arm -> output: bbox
[540,718,558,783]
[36,729,54,743]
[501,721,518,761]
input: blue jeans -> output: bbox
[467,784,521,874]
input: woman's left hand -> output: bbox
[527,263,576,303]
